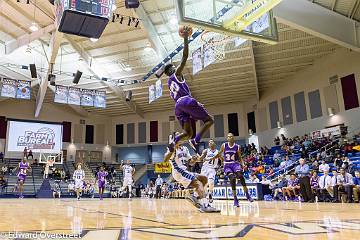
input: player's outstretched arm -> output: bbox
[199,149,208,162]
[212,143,225,161]
[176,31,189,77]
[164,148,174,162]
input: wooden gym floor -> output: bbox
[0,198,359,239]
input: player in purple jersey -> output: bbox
[15,158,31,198]
[212,133,253,206]
[164,27,213,153]
[97,166,108,200]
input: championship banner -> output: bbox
[16,80,31,99]
[54,85,69,104]
[149,84,156,103]
[1,78,17,98]
[203,39,215,68]
[68,87,81,105]
[154,162,172,173]
[311,126,342,139]
[192,47,203,75]
[155,79,162,99]
[81,89,94,106]
[94,90,106,108]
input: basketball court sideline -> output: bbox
[0,198,360,240]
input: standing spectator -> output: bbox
[27,150,34,160]
[0,152,4,162]
[318,170,333,201]
[334,168,354,203]
[155,175,164,198]
[295,158,314,202]
[23,147,28,159]
[319,160,330,173]
[353,171,360,203]
[0,176,7,194]
[43,163,49,179]
[310,171,320,201]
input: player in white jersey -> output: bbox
[73,164,85,200]
[164,143,220,213]
[199,139,221,203]
[122,160,135,199]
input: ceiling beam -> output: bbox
[5,24,55,55]
[273,0,360,52]
[349,0,360,19]
[249,41,259,100]
[135,3,168,59]
[35,30,63,118]
[65,36,144,118]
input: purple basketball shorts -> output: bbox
[98,180,105,189]
[18,174,26,182]
[175,96,210,126]
[224,162,242,175]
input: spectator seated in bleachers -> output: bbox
[1,165,8,175]
[52,182,61,198]
[68,181,75,196]
[282,173,300,201]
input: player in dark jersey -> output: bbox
[97,166,108,200]
[164,27,213,153]
[212,133,253,206]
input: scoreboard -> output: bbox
[66,0,112,18]
[55,0,113,38]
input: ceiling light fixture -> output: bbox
[144,43,153,52]
[29,22,39,32]
[169,14,178,25]
[90,38,99,42]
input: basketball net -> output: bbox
[199,31,232,62]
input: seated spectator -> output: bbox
[273,150,281,162]
[334,155,343,170]
[311,160,319,172]
[318,170,333,202]
[334,168,354,203]
[68,181,75,195]
[1,165,8,175]
[341,156,350,171]
[273,175,287,200]
[319,160,330,173]
[353,171,360,203]
[248,173,259,183]
[282,174,300,200]
[310,171,320,201]
[88,184,95,198]
[52,182,61,198]
[274,137,281,146]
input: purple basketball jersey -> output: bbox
[97,171,108,183]
[224,143,239,163]
[18,161,29,181]
[167,74,191,102]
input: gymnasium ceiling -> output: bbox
[0,0,358,117]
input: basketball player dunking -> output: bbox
[15,157,31,198]
[199,139,221,203]
[164,142,220,213]
[97,166,108,200]
[165,26,213,153]
[212,133,253,206]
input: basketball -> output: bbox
[179,25,193,38]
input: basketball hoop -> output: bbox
[199,31,232,62]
